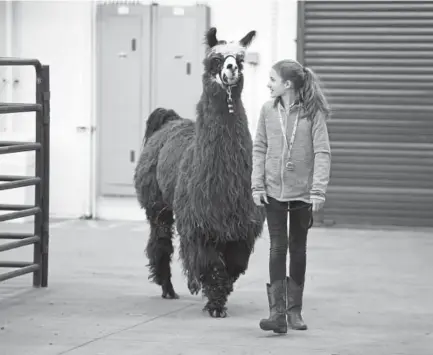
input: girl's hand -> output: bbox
[311,197,324,212]
[253,191,268,206]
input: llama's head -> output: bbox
[203,27,256,90]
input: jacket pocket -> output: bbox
[264,157,281,187]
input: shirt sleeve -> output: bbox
[251,104,268,192]
[310,110,331,200]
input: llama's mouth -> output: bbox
[222,73,238,86]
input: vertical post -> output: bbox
[41,65,50,287]
[32,67,44,287]
[296,0,305,65]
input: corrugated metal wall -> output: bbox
[298,1,433,227]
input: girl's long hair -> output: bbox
[302,67,331,120]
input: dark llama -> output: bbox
[134,27,266,318]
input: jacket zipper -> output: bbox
[279,121,287,200]
[278,103,299,200]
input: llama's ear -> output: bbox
[239,30,256,48]
[206,27,218,48]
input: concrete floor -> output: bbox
[0,219,432,355]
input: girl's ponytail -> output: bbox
[301,67,330,121]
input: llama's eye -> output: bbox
[211,57,223,68]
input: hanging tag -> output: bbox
[286,161,294,171]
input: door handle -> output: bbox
[130,150,135,163]
[186,62,191,75]
[76,126,96,133]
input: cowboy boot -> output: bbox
[286,276,307,330]
[259,279,288,334]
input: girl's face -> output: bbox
[267,68,290,98]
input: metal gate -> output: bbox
[297,1,433,227]
[0,58,50,286]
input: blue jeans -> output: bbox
[265,196,312,285]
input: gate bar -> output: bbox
[0,177,41,191]
[0,261,33,268]
[0,57,42,69]
[0,143,41,154]
[0,141,41,146]
[0,232,35,240]
[0,236,40,253]
[0,207,41,222]
[0,103,42,114]
[0,174,38,180]
[0,204,35,211]
[0,264,40,283]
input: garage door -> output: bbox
[298,1,433,227]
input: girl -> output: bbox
[252,59,331,334]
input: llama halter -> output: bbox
[226,85,234,114]
[215,54,238,114]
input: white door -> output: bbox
[96,4,151,197]
[152,5,209,119]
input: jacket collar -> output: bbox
[276,99,302,113]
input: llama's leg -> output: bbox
[145,205,178,299]
[223,241,253,292]
[179,233,202,295]
[187,271,201,295]
[201,253,232,318]
[200,241,252,318]
[177,227,231,316]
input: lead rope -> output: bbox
[226,86,234,114]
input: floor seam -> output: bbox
[56,302,195,355]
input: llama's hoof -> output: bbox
[161,281,179,299]
[212,308,227,318]
[161,288,179,299]
[203,305,227,318]
[161,291,179,299]
[188,279,201,295]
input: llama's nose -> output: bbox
[227,63,236,71]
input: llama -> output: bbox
[134,27,266,318]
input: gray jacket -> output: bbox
[252,99,331,203]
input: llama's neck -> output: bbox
[196,90,248,141]
[194,90,252,169]
[192,90,253,205]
